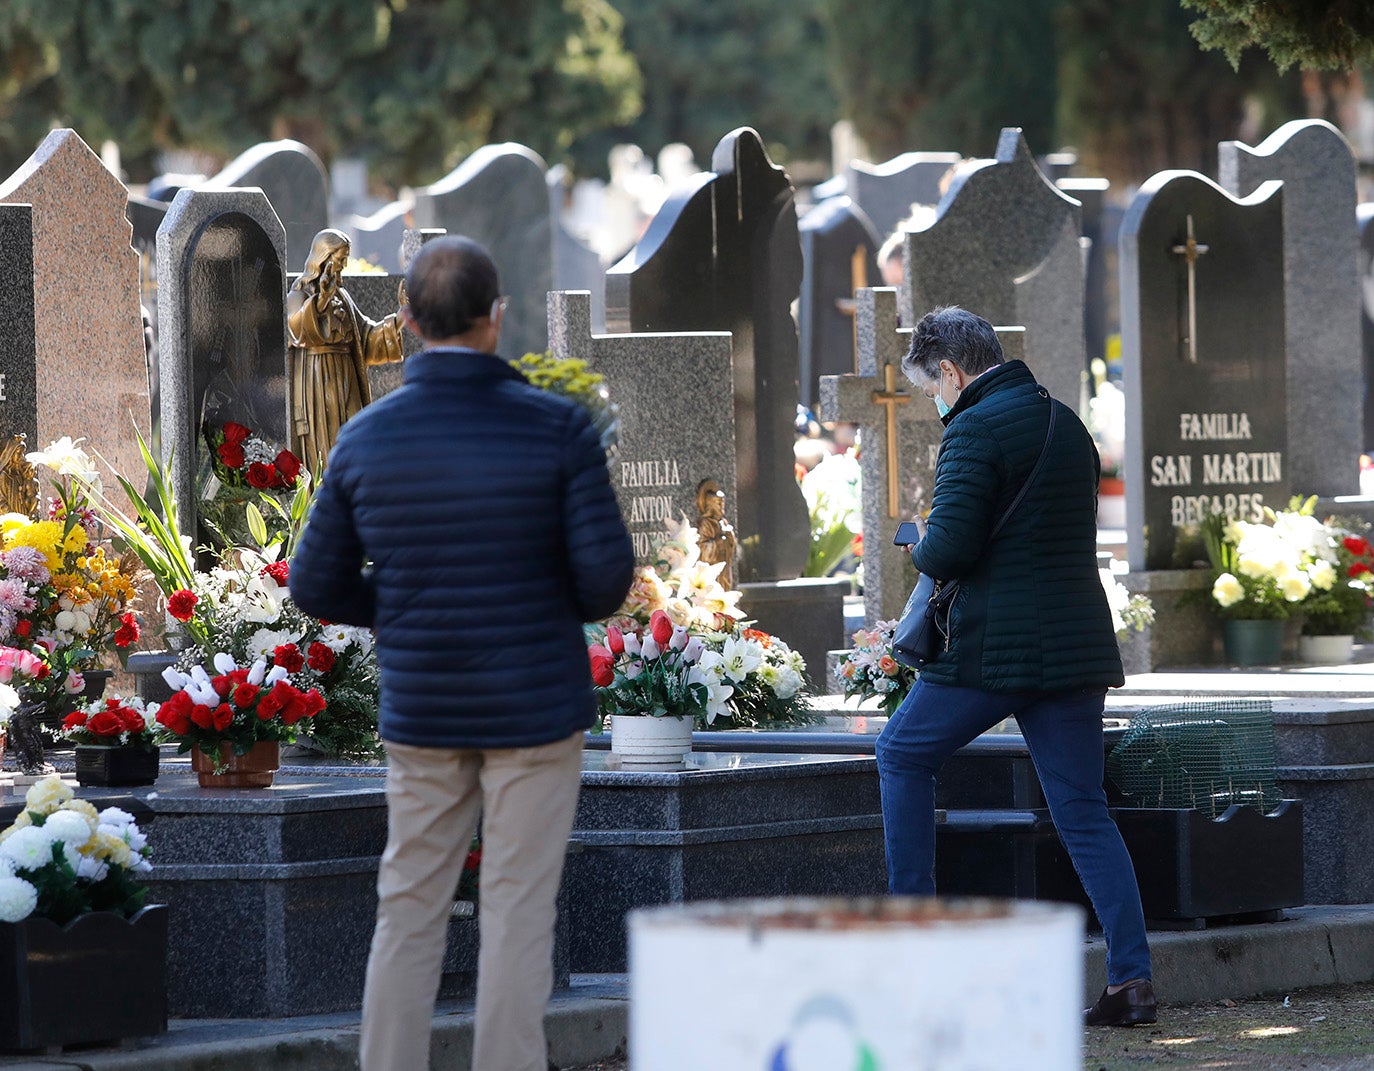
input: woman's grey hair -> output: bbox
[902,305,1004,381]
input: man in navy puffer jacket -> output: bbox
[290,236,634,1071]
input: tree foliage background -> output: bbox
[0,0,1352,189]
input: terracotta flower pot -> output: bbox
[191,740,280,788]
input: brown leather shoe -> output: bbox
[1085,978,1157,1026]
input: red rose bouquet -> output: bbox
[157,653,325,770]
[200,420,303,549]
[60,695,158,750]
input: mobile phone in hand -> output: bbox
[893,521,922,546]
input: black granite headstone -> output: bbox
[157,189,288,533]
[0,205,37,450]
[605,128,810,582]
[846,152,962,243]
[1059,177,1110,366]
[798,197,879,409]
[1120,173,1288,571]
[1359,203,1374,452]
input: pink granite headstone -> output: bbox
[0,129,151,487]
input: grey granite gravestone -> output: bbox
[820,288,1025,626]
[798,197,880,410]
[209,140,329,271]
[1059,177,1111,366]
[548,290,735,563]
[346,199,411,274]
[846,152,963,244]
[1220,120,1361,497]
[605,128,810,582]
[905,129,1085,413]
[0,129,150,490]
[1360,204,1374,451]
[550,165,607,332]
[412,144,552,361]
[1120,173,1287,573]
[156,188,288,536]
[0,205,37,451]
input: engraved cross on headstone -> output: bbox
[1170,214,1209,364]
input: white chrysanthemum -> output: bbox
[0,825,56,871]
[0,856,13,878]
[1212,573,1245,609]
[97,807,136,829]
[1308,560,1337,591]
[24,775,73,816]
[0,876,37,921]
[99,821,147,854]
[74,854,109,882]
[42,809,93,849]
[245,627,300,662]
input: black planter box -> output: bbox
[0,905,168,1050]
[75,744,159,787]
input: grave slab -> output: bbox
[208,140,329,271]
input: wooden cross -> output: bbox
[871,363,911,517]
[834,245,870,372]
[1170,214,1209,364]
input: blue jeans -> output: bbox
[875,678,1152,985]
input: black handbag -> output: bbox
[891,396,1058,669]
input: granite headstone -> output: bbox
[905,129,1085,412]
[1059,177,1111,366]
[1360,203,1374,452]
[548,290,735,563]
[1120,172,1287,572]
[208,140,329,271]
[345,199,412,274]
[0,129,150,489]
[412,143,552,361]
[0,205,37,452]
[1219,120,1361,496]
[798,196,880,409]
[156,188,288,536]
[549,165,607,333]
[605,127,810,582]
[846,152,962,243]
[820,287,1025,626]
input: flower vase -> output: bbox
[610,714,693,765]
[74,743,160,787]
[191,740,280,788]
[0,906,168,1049]
[1223,619,1286,667]
[1298,634,1355,665]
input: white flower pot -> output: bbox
[609,714,693,764]
[630,897,1084,1071]
[1298,634,1354,665]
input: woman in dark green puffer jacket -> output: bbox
[876,306,1155,1027]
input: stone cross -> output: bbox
[1170,215,1209,364]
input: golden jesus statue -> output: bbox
[288,229,405,470]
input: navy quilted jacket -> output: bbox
[912,359,1124,692]
[288,348,635,748]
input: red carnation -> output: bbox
[275,450,302,483]
[273,644,305,673]
[168,590,199,622]
[222,422,251,445]
[650,610,673,646]
[261,560,290,585]
[61,710,87,730]
[1351,562,1373,578]
[13,620,31,638]
[1345,536,1372,557]
[33,663,48,680]
[307,642,335,672]
[217,441,245,470]
[302,688,325,718]
[113,611,140,648]
[212,703,233,731]
[190,703,215,730]
[246,462,277,489]
[233,683,260,708]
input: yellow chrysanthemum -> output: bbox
[24,775,73,816]
[90,831,132,868]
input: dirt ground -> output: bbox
[568,982,1374,1070]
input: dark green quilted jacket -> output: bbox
[911,359,1125,692]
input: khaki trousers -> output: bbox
[359,731,584,1071]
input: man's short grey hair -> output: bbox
[902,305,1004,381]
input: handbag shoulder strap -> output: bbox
[987,392,1057,541]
